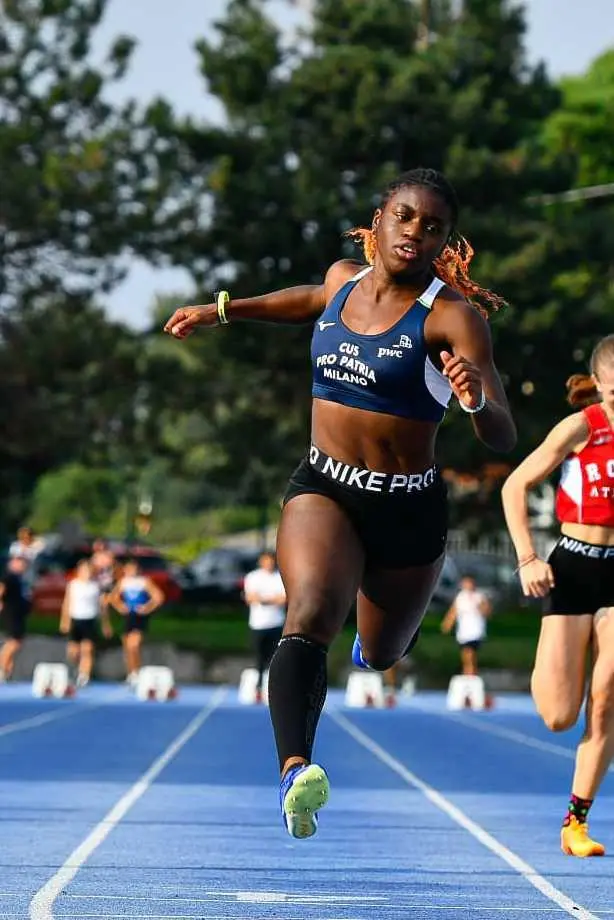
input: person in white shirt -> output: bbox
[9,526,45,600]
[243,552,287,702]
[441,574,492,676]
[60,559,113,687]
[9,526,45,563]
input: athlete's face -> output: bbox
[373,185,453,279]
[594,363,614,412]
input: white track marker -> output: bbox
[328,709,599,920]
[29,688,227,920]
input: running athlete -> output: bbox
[501,334,614,857]
[108,559,164,685]
[164,168,516,839]
[60,559,113,687]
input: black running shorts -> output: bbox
[124,614,150,635]
[69,619,99,643]
[283,447,448,568]
[543,535,614,616]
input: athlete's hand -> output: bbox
[102,623,113,640]
[163,304,217,339]
[518,558,555,598]
[59,621,69,635]
[440,350,484,411]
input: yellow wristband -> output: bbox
[216,290,230,325]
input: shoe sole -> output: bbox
[561,836,605,857]
[561,844,605,857]
[283,764,330,840]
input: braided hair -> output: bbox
[345,168,508,318]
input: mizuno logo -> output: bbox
[318,321,336,331]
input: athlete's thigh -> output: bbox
[276,493,364,641]
[532,614,593,716]
[589,608,614,697]
[357,554,445,662]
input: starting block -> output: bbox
[345,671,385,708]
[446,674,491,711]
[32,663,72,699]
[135,666,177,701]
[238,668,268,704]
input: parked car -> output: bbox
[180,547,263,604]
[31,542,182,615]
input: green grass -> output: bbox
[29,602,542,679]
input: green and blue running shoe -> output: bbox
[280,763,330,839]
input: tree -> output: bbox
[0,0,198,310]
[0,296,181,533]
[28,463,123,532]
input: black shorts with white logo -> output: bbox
[69,619,99,643]
[283,448,448,568]
[543,535,614,616]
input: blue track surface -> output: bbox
[1,681,612,919]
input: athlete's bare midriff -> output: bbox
[311,399,439,473]
[560,522,614,547]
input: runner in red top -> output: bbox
[502,334,614,858]
[555,402,614,526]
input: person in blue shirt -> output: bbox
[164,167,516,840]
[109,558,164,686]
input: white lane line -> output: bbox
[33,912,614,919]
[0,690,128,740]
[327,709,600,920]
[29,687,227,920]
[47,890,614,911]
[422,708,603,767]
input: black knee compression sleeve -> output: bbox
[267,634,328,771]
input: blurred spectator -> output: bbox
[59,559,113,688]
[108,559,164,686]
[243,552,286,703]
[0,556,31,681]
[9,526,45,563]
[441,574,492,676]
[9,526,45,600]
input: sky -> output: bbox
[90,0,614,329]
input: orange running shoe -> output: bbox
[561,817,605,857]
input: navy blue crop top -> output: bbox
[311,267,452,422]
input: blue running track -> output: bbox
[0,682,612,919]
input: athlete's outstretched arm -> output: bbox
[163,260,363,338]
[501,413,588,597]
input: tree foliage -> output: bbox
[0,0,197,310]
[2,0,614,537]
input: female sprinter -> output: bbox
[502,334,614,858]
[165,167,516,839]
